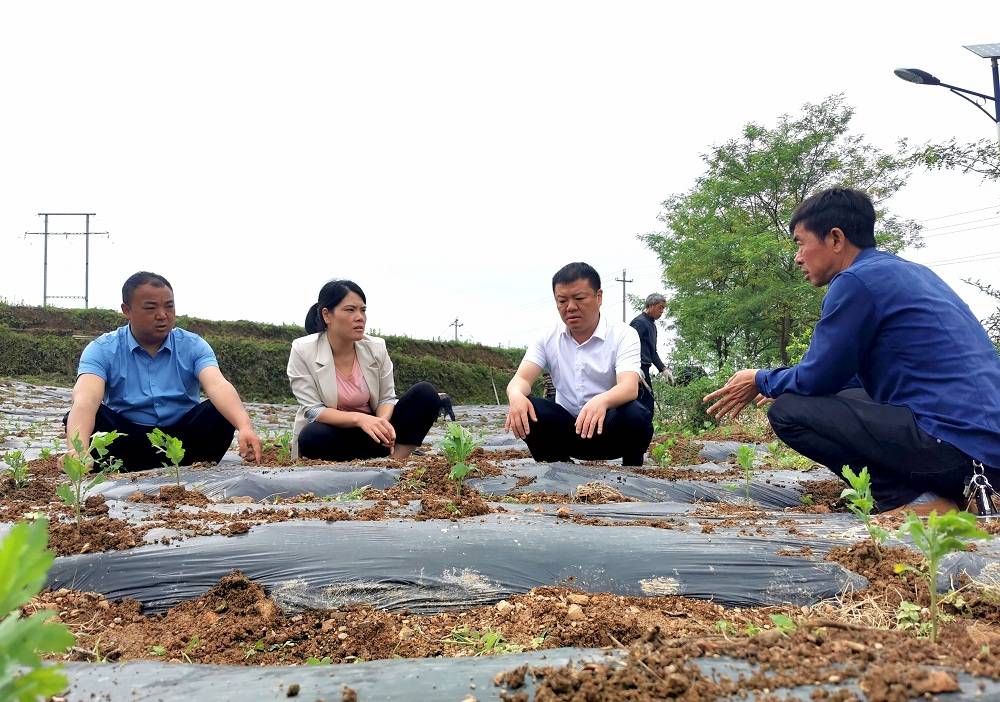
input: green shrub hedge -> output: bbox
[0,323,521,406]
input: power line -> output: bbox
[923,222,1000,239]
[918,204,1000,223]
[922,215,1000,232]
[923,250,1000,268]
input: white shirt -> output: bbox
[523,314,642,416]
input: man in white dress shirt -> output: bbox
[504,262,654,466]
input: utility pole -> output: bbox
[25,213,109,308]
[614,269,633,322]
[449,317,464,341]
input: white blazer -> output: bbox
[287,333,398,458]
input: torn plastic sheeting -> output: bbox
[91,466,402,501]
[60,649,623,702]
[47,515,865,613]
[470,461,808,508]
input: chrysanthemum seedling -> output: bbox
[439,422,480,496]
[894,509,990,643]
[2,449,29,488]
[58,431,124,530]
[735,445,756,501]
[147,428,186,486]
[0,518,75,700]
[839,466,888,560]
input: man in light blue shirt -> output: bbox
[64,271,262,470]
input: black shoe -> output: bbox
[438,393,456,422]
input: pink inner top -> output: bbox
[335,356,372,414]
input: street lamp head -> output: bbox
[894,68,942,86]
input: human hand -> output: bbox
[702,369,761,421]
[357,414,396,447]
[504,393,537,439]
[754,393,773,408]
[575,395,610,439]
[238,426,262,463]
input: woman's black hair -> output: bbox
[305,280,367,334]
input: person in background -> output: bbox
[703,187,1000,515]
[287,279,450,461]
[630,292,667,389]
[504,262,653,466]
[64,271,262,470]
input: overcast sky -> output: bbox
[2,2,999,359]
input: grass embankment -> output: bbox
[0,303,522,404]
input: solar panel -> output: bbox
[964,43,1000,59]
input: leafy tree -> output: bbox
[642,94,920,370]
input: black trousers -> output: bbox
[298,382,442,461]
[63,400,235,471]
[523,396,654,467]
[767,388,997,512]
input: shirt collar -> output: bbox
[127,324,173,355]
[562,313,607,345]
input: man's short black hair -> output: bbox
[122,272,173,305]
[788,187,876,249]
[552,262,601,292]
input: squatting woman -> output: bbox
[288,280,450,460]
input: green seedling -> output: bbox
[443,625,525,655]
[440,422,480,496]
[765,441,816,471]
[743,622,761,636]
[0,518,76,702]
[769,614,797,636]
[149,645,167,657]
[650,437,678,467]
[305,656,332,665]
[58,432,124,530]
[38,448,52,461]
[839,466,889,561]
[735,445,756,501]
[895,600,930,637]
[264,430,292,464]
[894,509,990,643]
[147,428,185,486]
[714,620,736,639]
[181,636,200,663]
[799,493,814,506]
[2,449,29,488]
[329,486,367,502]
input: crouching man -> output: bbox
[703,188,1000,514]
[64,271,262,470]
[505,262,653,467]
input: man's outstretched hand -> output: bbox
[703,368,762,421]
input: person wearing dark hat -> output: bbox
[64,271,262,470]
[703,187,1000,515]
[630,293,667,389]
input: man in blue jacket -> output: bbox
[703,187,1000,514]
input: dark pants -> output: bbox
[63,401,235,471]
[523,396,653,467]
[639,365,655,413]
[298,382,442,461]
[767,388,996,512]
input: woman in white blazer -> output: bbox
[287,280,450,460]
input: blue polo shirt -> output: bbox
[756,248,1000,468]
[77,325,219,426]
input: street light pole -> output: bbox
[894,42,1000,143]
[991,57,1000,142]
